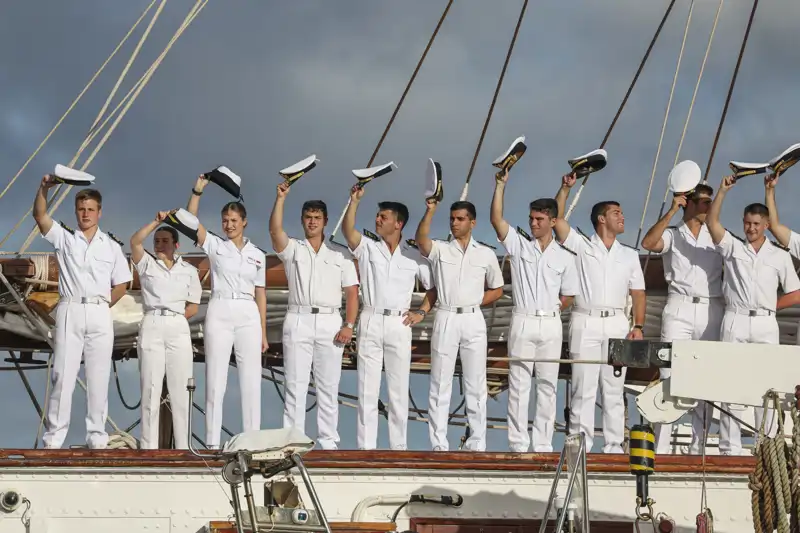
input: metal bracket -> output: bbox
[607,339,673,369]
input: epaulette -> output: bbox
[207,230,222,240]
[516,226,532,241]
[254,244,269,256]
[667,225,678,230]
[772,240,790,252]
[405,239,418,249]
[107,232,125,247]
[58,220,75,235]
[362,229,380,242]
[476,240,497,250]
[144,249,157,260]
[726,229,745,243]
[557,241,577,256]
[618,241,640,251]
[576,227,592,242]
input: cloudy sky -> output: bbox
[2,0,799,452]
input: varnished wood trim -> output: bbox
[209,522,395,533]
[0,449,755,474]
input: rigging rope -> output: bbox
[702,0,760,183]
[0,0,159,205]
[329,0,455,239]
[458,0,529,202]
[633,0,695,249]
[564,0,678,221]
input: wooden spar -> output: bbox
[0,253,672,292]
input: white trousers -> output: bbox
[654,297,723,454]
[719,311,779,455]
[507,313,562,452]
[204,298,262,447]
[428,309,487,451]
[43,302,114,449]
[282,312,343,450]
[137,313,193,450]
[568,312,629,453]
[356,310,413,450]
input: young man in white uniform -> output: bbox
[270,183,360,450]
[130,213,202,449]
[491,169,579,452]
[706,175,800,454]
[343,186,437,450]
[641,183,723,454]
[415,199,504,451]
[554,173,647,453]
[764,173,800,322]
[33,177,132,449]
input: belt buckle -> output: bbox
[311,307,320,314]
[456,307,464,314]
[81,297,89,304]
[382,309,391,316]
[748,310,757,317]
[599,310,610,318]
[692,296,701,304]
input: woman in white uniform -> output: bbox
[130,211,202,449]
[187,175,268,447]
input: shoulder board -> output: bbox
[576,227,592,242]
[772,240,789,252]
[207,230,222,240]
[327,239,350,252]
[725,229,745,243]
[618,241,639,251]
[557,241,577,256]
[667,225,678,230]
[107,232,125,247]
[516,226,532,241]
[405,239,418,249]
[144,250,157,260]
[58,220,75,235]
[476,240,497,250]
[362,229,380,242]
[252,244,269,256]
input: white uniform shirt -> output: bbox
[562,228,646,310]
[276,238,359,308]
[201,233,266,296]
[352,236,433,310]
[135,253,203,314]
[660,223,723,298]
[500,228,579,311]
[427,237,504,308]
[716,231,800,312]
[43,222,132,301]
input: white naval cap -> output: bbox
[728,160,770,179]
[53,164,96,186]
[668,160,702,194]
[351,161,397,185]
[492,135,527,171]
[769,142,800,175]
[204,165,243,200]
[568,148,607,177]
[424,158,443,202]
[163,208,200,244]
[279,154,319,185]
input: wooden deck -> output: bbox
[0,448,756,474]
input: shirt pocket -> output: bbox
[392,257,419,288]
[467,253,488,283]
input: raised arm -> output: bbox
[33,175,57,235]
[186,175,208,246]
[641,195,685,252]
[706,175,734,245]
[554,173,576,244]
[415,200,438,258]
[130,211,168,264]
[269,182,290,254]
[342,185,364,251]
[490,169,510,240]
[765,174,790,246]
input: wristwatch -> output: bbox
[344,322,355,329]
[633,324,644,330]
[191,188,203,196]
[415,309,427,317]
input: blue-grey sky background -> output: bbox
[1,1,799,451]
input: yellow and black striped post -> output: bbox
[629,424,655,505]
